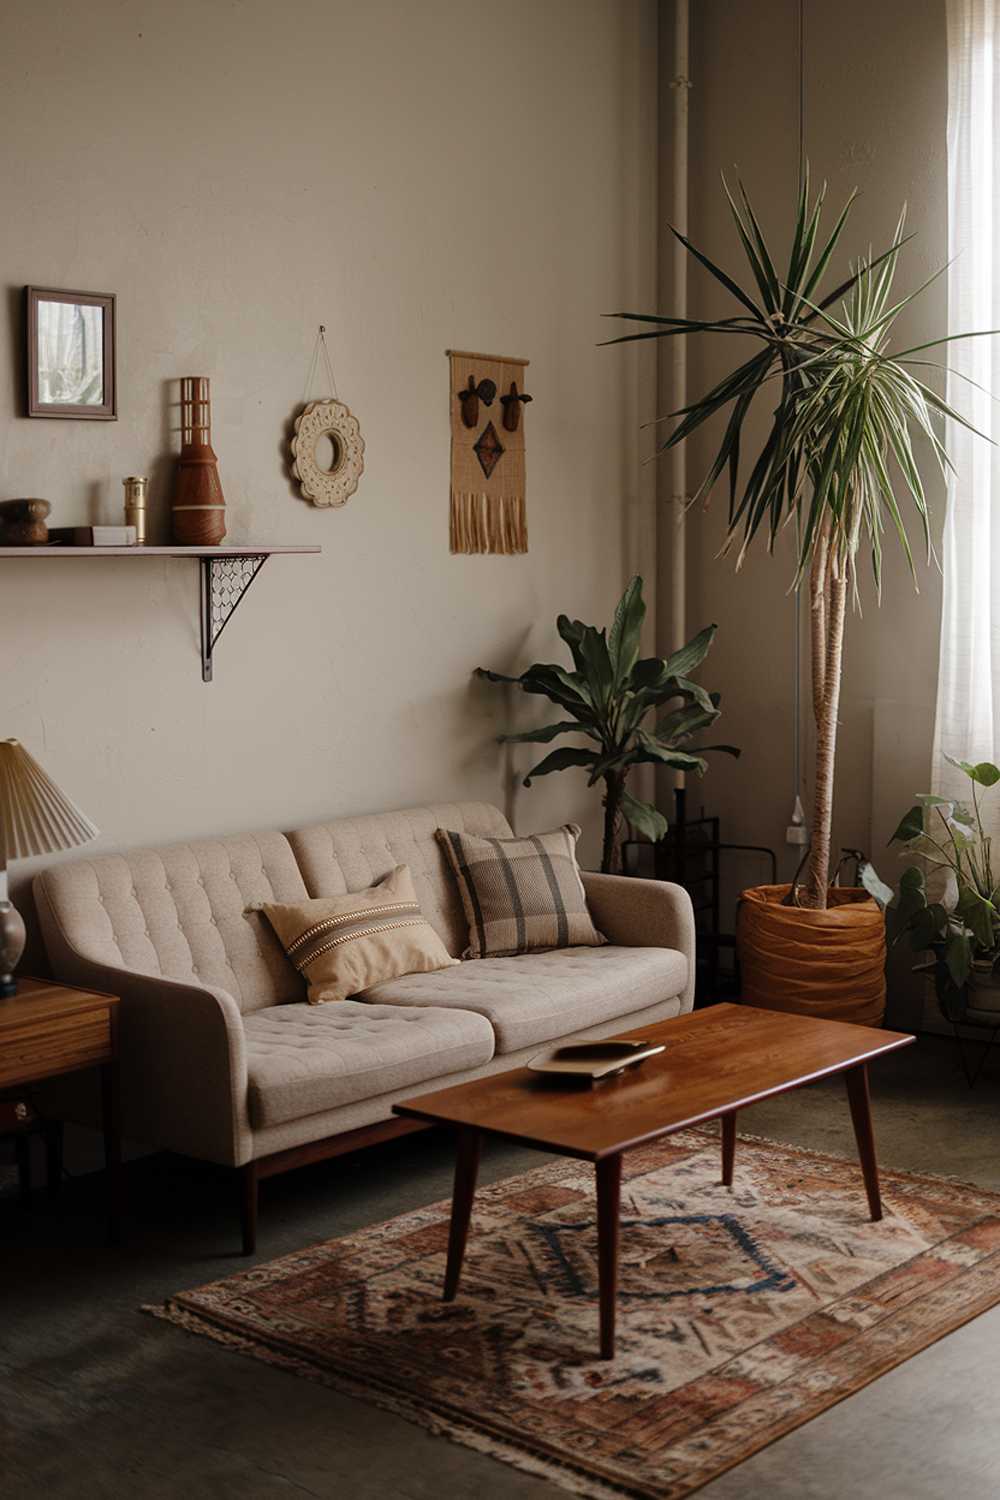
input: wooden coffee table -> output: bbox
[394,1003,914,1360]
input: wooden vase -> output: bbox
[173,376,226,545]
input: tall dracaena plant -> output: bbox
[605,169,990,910]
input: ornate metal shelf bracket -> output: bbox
[199,554,269,682]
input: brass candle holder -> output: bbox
[122,475,148,545]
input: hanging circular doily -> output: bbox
[291,327,365,508]
[291,399,365,508]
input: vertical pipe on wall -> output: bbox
[670,0,691,789]
[790,0,808,849]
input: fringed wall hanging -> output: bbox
[447,349,530,554]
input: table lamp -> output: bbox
[0,739,98,996]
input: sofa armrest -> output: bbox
[34,875,251,1167]
[582,872,696,1013]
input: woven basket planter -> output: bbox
[737,883,886,1027]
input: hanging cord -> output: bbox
[301,325,340,406]
[791,0,806,847]
[797,0,805,189]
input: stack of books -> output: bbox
[49,525,138,546]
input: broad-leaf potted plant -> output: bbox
[888,755,1000,1021]
[476,576,737,873]
[605,171,991,1024]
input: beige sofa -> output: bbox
[34,801,694,1252]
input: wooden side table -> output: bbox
[0,977,122,1241]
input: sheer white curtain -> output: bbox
[933,0,1000,806]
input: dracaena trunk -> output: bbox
[804,541,848,910]
[601,771,625,874]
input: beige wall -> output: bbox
[659,0,947,1022]
[0,0,659,959]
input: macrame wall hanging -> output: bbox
[447,348,531,554]
[291,326,365,508]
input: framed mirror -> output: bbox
[26,286,116,420]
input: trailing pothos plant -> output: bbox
[476,576,738,873]
[886,755,1000,1015]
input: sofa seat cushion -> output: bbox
[243,1000,495,1128]
[363,945,688,1055]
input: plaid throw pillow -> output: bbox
[259,865,457,1003]
[436,823,605,959]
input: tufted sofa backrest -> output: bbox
[35,803,516,1011]
[288,801,513,958]
[35,831,309,1014]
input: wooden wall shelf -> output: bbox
[0,544,321,682]
[0,544,318,559]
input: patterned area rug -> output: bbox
[149,1130,1000,1499]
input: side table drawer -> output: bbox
[0,1006,112,1088]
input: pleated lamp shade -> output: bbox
[0,739,99,865]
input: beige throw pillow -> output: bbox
[436,823,606,959]
[260,865,457,1004]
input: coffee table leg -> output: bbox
[721,1112,736,1187]
[444,1126,481,1301]
[845,1063,882,1222]
[596,1153,622,1360]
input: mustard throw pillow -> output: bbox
[260,865,457,1004]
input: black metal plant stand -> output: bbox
[622,788,778,1001]
[951,1021,1000,1089]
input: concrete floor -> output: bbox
[4,1031,1000,1500]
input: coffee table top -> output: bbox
[393,1003,914,1161]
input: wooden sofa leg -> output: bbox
[240,1162,258,1256]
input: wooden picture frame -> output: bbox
[26,286,117,420]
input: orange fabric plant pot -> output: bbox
[737,883,886,1027]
